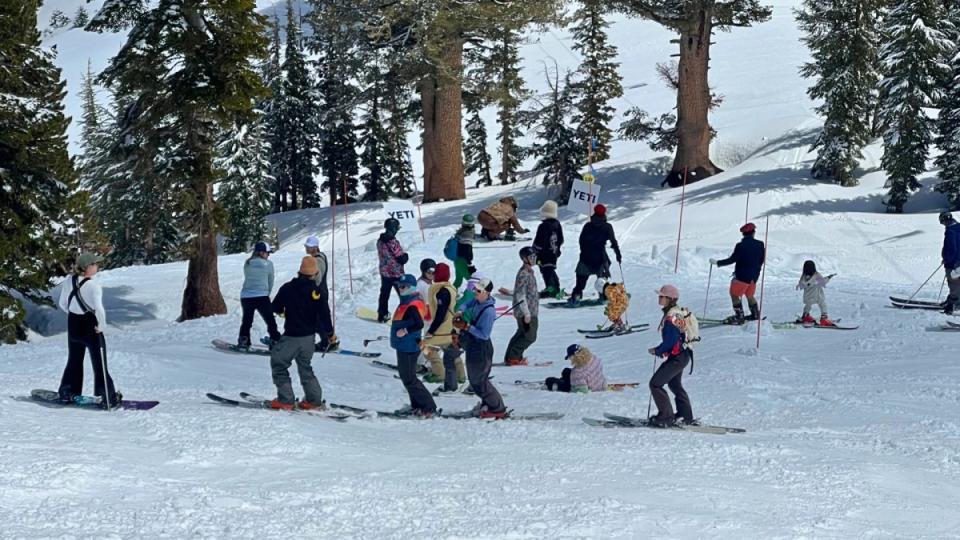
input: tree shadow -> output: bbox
[25,285,159,337]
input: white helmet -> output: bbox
[594,277,609,295]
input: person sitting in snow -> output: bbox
[795,260,835,327]
[545,344,607,393]
[477,196,529,241]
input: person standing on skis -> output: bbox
[941,212,960,315]
[454,277,508,418]
[423,263,467,393]
[503,247,540,366]
[710,222,765,324]
[377,218,409,322]
[304,235,337,352]
[647,285,695,427]
[56,252,121,408]
[795,260,835,326]
[569,204,621,305]
[532,200,564,298]
[390,274,438,417]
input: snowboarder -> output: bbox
[532,200,564,298]
[602,281,630,333]
[304,235,337,352]
[504,247,540,366]
[710,222,765,324]
[941,212,960,315]
[423,263,467,393]
[544,344,607,393]
[569,204,621,305]
[268,256,326,410]
[391,274,438,417]
[453,214,475,288]
[795,260,835,326]
[56,252,121,408]
[477,196,529,241]
[377,218,409,323]
[453,277,508,418]
[417,258,436,301]
[647,285,695,427]
[238,241,282,350]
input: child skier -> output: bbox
[504,247,540,366]
[377,218,409,322]
[602,281,630,333]
[795,260,835,326]
[533,200,564,298]
[454,214,475,288]
[647,285,695,427]
[453,277,507,418]
[238,242,281,350]
[417,259,436,304]
[391,274,438,417]
[423,263,467,393]
[544,344,607,393]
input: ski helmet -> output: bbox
[940,211,955,225]
[384,217,401,233]
[740,222,757,234]
[420,258,437,274]
[519,246,537,263]
[462,214,476,226]
[594,277,609,295]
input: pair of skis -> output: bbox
[513,380,640,391]
[699,317,858,331]
[582,412,745,435]
[889,296,949,311]
[211,339,381,358]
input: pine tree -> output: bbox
[936,8,960,209]
[278,0,320,208]
[797,0,883,187]
[262,16,288,212]
[90,0,269,320]
[72,60,108,251]
[73,7,90,28]
[216,120,273,254]
[49,9,69,29]
[529,67,584,206]
[570,0,623,163]
[381,62,416,199]
[358,54,391,202]
[0,1,76,342]
[463,94,494,188]
[480,27,529,185]
[878,0,953,212]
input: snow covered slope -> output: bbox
[6,1,960,538]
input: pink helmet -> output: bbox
[654,284,680,300]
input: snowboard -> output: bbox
[27,389,158,411]
[545,298,606,309]
[356,306,387,323]
[212,338,270,356]
[581,412,745,434]
[577,323,649,334]
[441,409,564,421]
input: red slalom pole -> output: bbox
[342,176,354,294]
[756,215,770,349]
[674,167,688,274]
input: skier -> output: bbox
[941,212,960,315]
[304,235,337,352]
[268,256,326,410]
[602,281,630,333]
[710,222,765,324]
[477,196,529,241]
[532,200,564,298]
[423,263,467,393]
[504,247,540,366]
[416,258,436,301]
[56,252,121,408]
[390,274,438,417]
[377,218,409,323]
[453,214,476,288]
[238,241,282,350]
[544,344,607,393]
[795,260,835,326]
[453,277,508,418]
[647,285,695,427]
[569,204,621,305]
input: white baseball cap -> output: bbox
[304,235,320,248]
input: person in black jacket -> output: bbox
[533,200,564,298]
[268,256,326,410]
[710,222,766,324]
[569,204,621,304]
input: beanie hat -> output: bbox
[254,241,271,253]
[593,204,607,217]
[420,258,437,273]
[654,284,680,300]
[475,277,494,293]
[76,252,103,271]
[540,200,558,219]
[740,222,757,234]
[304,235,320,248]
[299,256,319,276]
[434,263,451,283]
[462,214,476,226]
[397,274,417,290]
[940,211,955,225]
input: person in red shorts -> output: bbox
[710,223,766,325]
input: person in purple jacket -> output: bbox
[545,344,607,393]
[453,277,507,418]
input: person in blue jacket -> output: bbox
[454,277,507,418]
[710,222,766,324]
[238,242,281,350]
[647,285,695,428]
[391,274,437,417]
[941,212,960,315]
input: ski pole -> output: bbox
[363,336,388,348]
[99,333,112,412]
[938,276,947,303]
[703,262,714,320]
[646,354,657,420]
[906,263,944,304]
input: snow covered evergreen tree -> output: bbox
[935,8,960,209]
[481,28,529,185]
[73,7,90,28]
[216,120,273,254]
[381,65,416,199]
[90,0,269,320]
[529,68,584,206]
[877,0,953,212]
[464,95,494,188]
[0,1,76,343]
[570,0,623,163]
[797,0,883,187]
[278,0,320,208]
[263,16,289,212]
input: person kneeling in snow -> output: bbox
[545,344,607,393]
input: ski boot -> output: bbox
[433,385,460,395]
[504,358,529,367]
[566,296,581,308]
[412,408,436,419]
[270,399,295,411]
[722,309,745,325]
[237,336,252,351]
[101,392,123,409]
[260,336,280,350]
[795,313,816,325]
[422,373,444,384]
[504,228,517,241]
[647,414,676,428]
[539,287,558,299]
[478,406,509,420]
[817,316,836,327]
[744,304,761,321]
[298,400,326,411]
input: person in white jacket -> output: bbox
[56,252,120,407]
[795,260,835,327]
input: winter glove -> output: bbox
[709,258,717,265]
[951,268,960,280]
[453,317,469,331]
[398,253,409,265]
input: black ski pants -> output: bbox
[649,349,693,422]
[378,276,400,320]
[397,351,437,413]
[239,296,281,343]
[463,334,505,412]
[58,312,116,402]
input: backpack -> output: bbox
[679,307,700,350]
[443,235,458,261]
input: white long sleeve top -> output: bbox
[58,275,107,329]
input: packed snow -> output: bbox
[4,0,959,538]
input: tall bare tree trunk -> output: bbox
[180,183,227,321]
[421,39,466,202]
[668,9,722,186]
